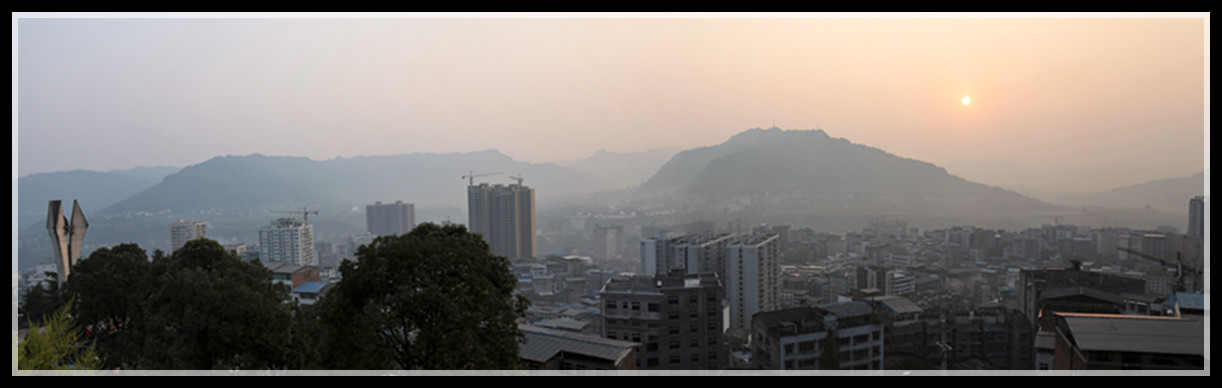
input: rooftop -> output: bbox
[1056,313,1205,356]
[518,325,638,365]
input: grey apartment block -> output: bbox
[601,272,726,370]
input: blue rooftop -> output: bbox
[293,281,329,294]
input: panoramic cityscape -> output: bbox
[13,14,1208,375]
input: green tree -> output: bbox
[316,223,529,370]
[18,300,101,372]
[62,243,150,368]
[20,273,64,326]
[129,238,293,370]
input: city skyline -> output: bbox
[14,13,1208,197]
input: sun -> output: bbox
[962,96,972,105]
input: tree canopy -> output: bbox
[54,238,293,370]
[315,223,529,370]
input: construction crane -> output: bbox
[271,207,320,225]
[509,174,525,186]
[1117,248,1202,293]
[463,171,504,186]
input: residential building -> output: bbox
[727,233,781,331]
[601,272,725,370]
[1052,313,1204,370]
[366,200,415,237]
[1018,266,1146,329]
[468,183,536,260]
[593,225,624,261]
[1188,196,1205,239]
[261,261,321,290]
[520,325,639,371]
[168,220,207,253]
[751,301,886,371]
[258,218,316,266]
[291,281,331,306]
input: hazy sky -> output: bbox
[14,13,1209,186]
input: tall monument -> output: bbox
[46,200,89,288]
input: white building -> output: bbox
[258,218,316,266]
[727,233,781,331]
[169,220,207,253]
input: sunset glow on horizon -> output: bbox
[15,14,1207,181]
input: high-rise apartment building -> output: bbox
[366,200,416,237]
[639,232,733,279]
[600,272,725,370]
[592,225,624,261]
[468,183,536,260]
[727,233,781,331]
[1188,196,1205,239]
[258,218,316,266]
[169,220,207,253]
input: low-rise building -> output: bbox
[751,301,885,371]
[1052,313,1204,370]
[520,325,639,371]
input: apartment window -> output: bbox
[691,339,701,348]
[708,336,719,346]
[668,296,680,305]
[607,331,617,340]
[691,354,701,363]
[647,358,659,367]
[784,344,794,355]
[648,303,660,312]
[669,341,681,350]
[669,311,680,320]
[669,355,681,365]
[647,343,659,352]
[631,302,641,311]
[689,295,699,304]
[669,326,680,335]
[689,309,699,319]
[690,324,700,333]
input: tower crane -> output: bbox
[271,207,320,225]
[463,171,504,186]
[1117,248,1202,293]
[509,174,525,186]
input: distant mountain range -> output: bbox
[1064,172,1206,213]
[555,148,679,191]
[637,128,1051,212]
[15,128,1199,273]
[16,166,180,229]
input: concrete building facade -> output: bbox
[258,218,316,266]
[751,302,886,371]
[600,272,726,370]
[727,233,781,331]
[366,200,415,237]
[169,220,207,253]
[468,183,536,260]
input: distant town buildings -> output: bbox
[639,232,733,278]
[592,225,625,261]
[258,218,316,266]
[366,200,415,237]
[1188,196,1205,239]
[468,182,536,260]
[168,220,207,253]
